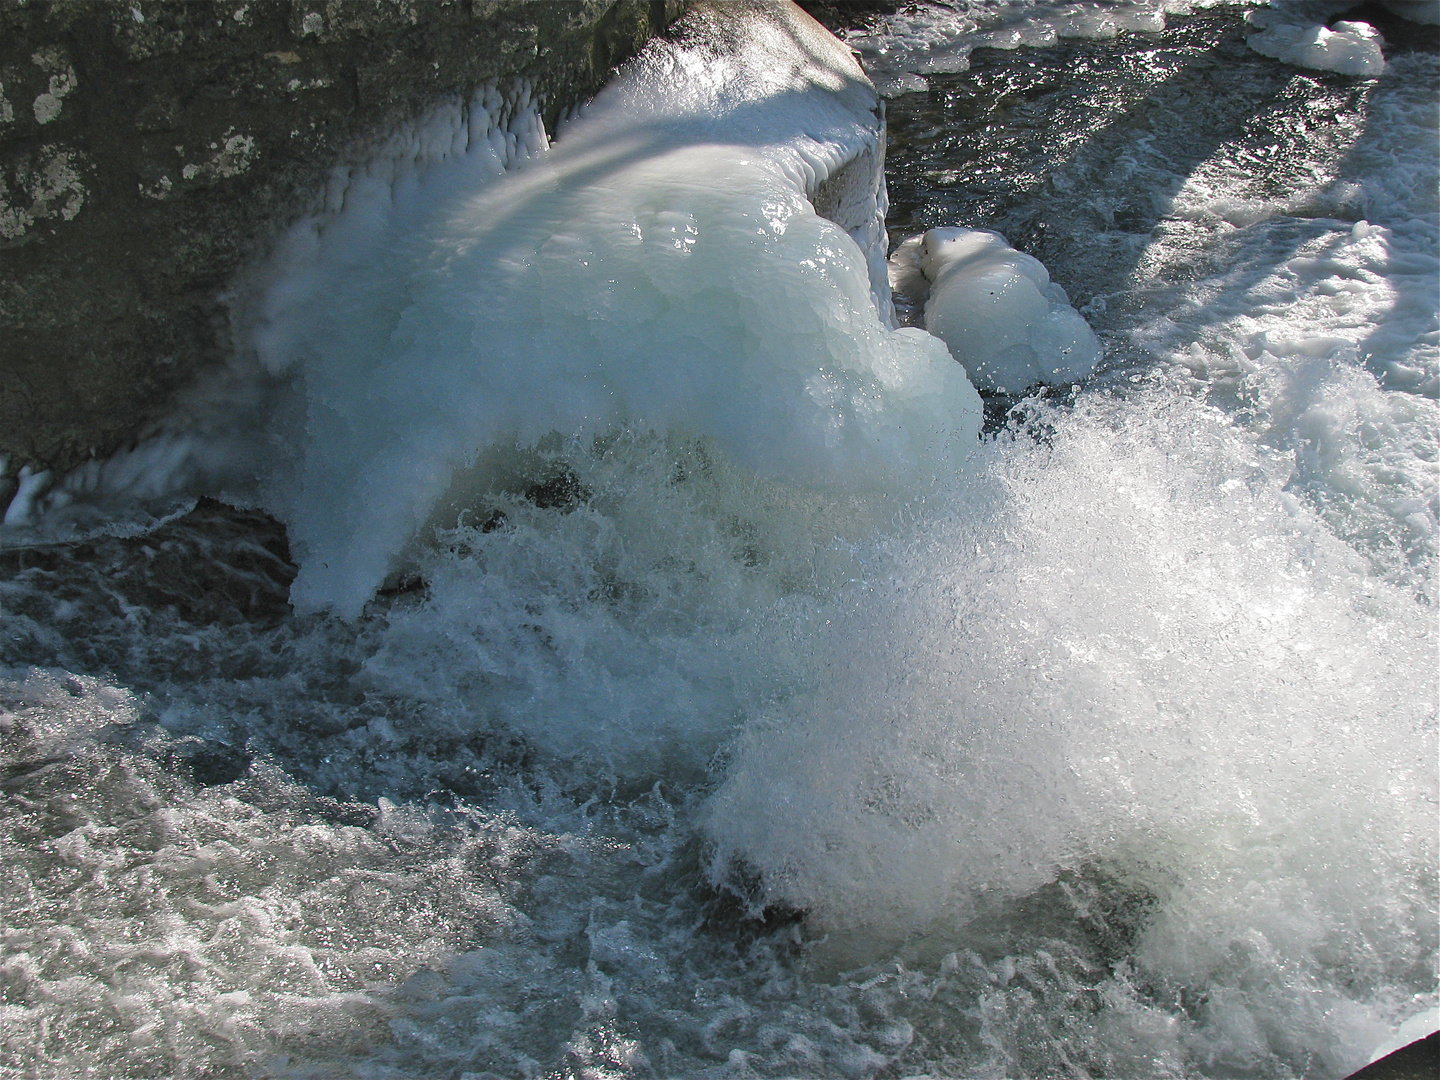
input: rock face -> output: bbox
[0,0,683,477]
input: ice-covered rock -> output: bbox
[248,1,982,618]
[1247,12,1387,76]
[890,227,1102,394]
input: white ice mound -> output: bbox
[247,1,982,619]
[1247,17,1386,76]
[890,227,1102,394]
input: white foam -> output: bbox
[703,383,1437,1004]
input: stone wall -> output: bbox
[0,0,683,477]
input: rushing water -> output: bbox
[0,4,1435,1078]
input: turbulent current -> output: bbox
[0,2,1435,1078]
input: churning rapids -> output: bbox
[0,2,1435,1077]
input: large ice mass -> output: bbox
[241,0,981,619]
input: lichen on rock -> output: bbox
[0,145,87,240]
[0,0,685,480]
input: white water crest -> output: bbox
[705,383,1436,963]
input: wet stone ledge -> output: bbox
[0,0,684,478]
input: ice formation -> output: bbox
[2,465,51,527]
[841,0,1427,94]
[1247,11,1387,76]
[890,228,1102,393]
[237,0,981,619]
[0,4,978,587]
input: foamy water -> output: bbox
[0,3,1434,1078]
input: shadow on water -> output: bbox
[883,13,1297,296]
[1326,6,1440,393]
[883,7,1436,413]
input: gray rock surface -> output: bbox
[0,0,683,476]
